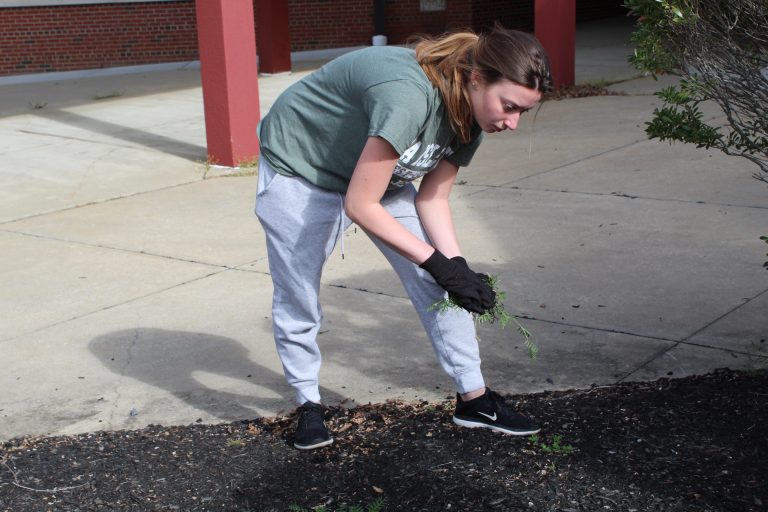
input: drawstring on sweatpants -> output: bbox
[337,192,345,259]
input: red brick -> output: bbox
[0,0,625,77]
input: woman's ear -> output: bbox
[469,69,482,89]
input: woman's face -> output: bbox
[468,74,542,133]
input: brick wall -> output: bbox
[0,0,627,77]
[283,0,373,51]
[0,1,198,76]
[382,0,473,45]
[472,0,534,32]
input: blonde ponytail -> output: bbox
[415,32,478,143]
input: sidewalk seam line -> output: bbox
[456,184,768,210]
[237,264,702,345]
[0,268,231,346]
[504,139,645,186]
[679,287,768,343]
[501,187,768,210]
[0,179,205,226]
[0,228,229,269]
[676,340,768,359]
[618,286,768,382]
[515,315,680,344]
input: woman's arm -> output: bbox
[347,137,494,312]
[414,159,462,259]
[345,136,435,264]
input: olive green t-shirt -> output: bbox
[258,46,483,193]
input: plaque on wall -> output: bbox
[420,0,446,12]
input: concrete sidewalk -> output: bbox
[1,17,766,441]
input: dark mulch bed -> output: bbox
[1,369,766,512]
[544,84,626,101]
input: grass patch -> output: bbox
[746,337,768,375]
[249,496,387,512]
[236,155,260,168]
[201,155,260,179]
[92,91,125,101]
[215,168,259,178]
[544,82,628,101]
[528,434,574,455]
[290,496,386,512]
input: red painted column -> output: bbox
[195,0,260,167]
[534,0,576,88]
[255,0,292,74]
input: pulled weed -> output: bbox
[429,275,539,359]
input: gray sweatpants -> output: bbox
[255,159,484,405]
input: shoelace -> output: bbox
[336,192,345,259]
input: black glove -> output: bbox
[419,250,495,314]
[450,256,492,285]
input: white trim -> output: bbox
[0,0,189,8]
[0,45,383,85]
[291,46,367,63]
[0,60,199,85]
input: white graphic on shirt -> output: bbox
[399,141,422,164]
[390,141,452,188]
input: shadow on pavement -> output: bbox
[0,69,204,119]
[88,328,346,421]
[31,109,206,160]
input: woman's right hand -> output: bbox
[419,250,495,314]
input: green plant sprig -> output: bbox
[528,434,574,455]
[428,275,539,359]
[285,495,387,512]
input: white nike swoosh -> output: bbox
[478,411,497,421]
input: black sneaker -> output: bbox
[294,401,333,450]
[453,388,540,435]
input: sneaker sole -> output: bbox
[294,437,334,450]
[453,416,540,436]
